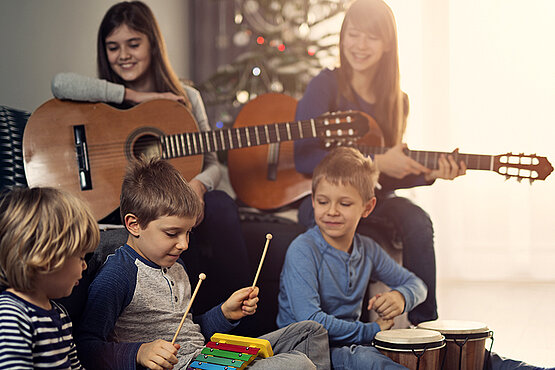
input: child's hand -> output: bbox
[376,317,395,331]
[137,340,179,370]
[221,286,259,321]
[367,291,405,320]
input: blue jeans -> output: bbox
[298,194,438,325]
[252,321,331,369]
[330,344,406,370]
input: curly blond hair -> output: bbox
[0,187,99,292]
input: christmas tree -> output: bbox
[196,0,347,129]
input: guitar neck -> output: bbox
[356,145,495,171]
[161,121,316,159]
[161,112,367,159]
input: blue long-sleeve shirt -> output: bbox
[277,226,427,346]
[76,244,237,370]
[294,68,431,193]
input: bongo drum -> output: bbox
[374,328,445,370]
[417,320,493,370]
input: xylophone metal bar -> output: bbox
[188,333,273,369]
[187,362,239,370]
[188,341,260,369]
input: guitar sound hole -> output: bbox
[132,134,161,160]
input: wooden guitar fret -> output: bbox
[264,125,270,143]
[211,131,218,151]
[236,128,242,148]
[165,136,173,158]
[174,134,181,157]
[286,122,292,141]
[204,131,211,153]
[185,133,191,156]
[160,137,168,159]
[179,134,185,157]
[196,132,202,154]
[254,126,261,146]
[192,132,198,154]
[226,129,234,149]
[245,127,251,147]
[219,130,225,151]
[212,131,219,151]
[310,119,317,137]
[171,135,178,158]
[274,123,280,142]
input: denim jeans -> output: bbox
[330,344,406,370]
[253,320,331,369]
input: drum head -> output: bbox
[417,320,490,340]
[374,328,445,352]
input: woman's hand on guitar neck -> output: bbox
[124,88,186,105]
[424,151,467,182]
[374,143,430,179]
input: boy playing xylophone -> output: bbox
[75,157,330,370]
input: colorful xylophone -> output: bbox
[187,333,274,370]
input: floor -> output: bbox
[436,279,555,368]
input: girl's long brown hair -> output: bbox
[337,0,406,146]
[96,1,191,109]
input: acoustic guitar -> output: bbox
[228,94,553,210]
[22,98,369,220]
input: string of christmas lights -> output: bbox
[196,0,347,129]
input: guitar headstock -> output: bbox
[493,153,553,182]
[314,111,369,144]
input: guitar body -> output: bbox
[23,98,202,220]
[228,93,310,210]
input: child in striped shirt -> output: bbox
[0,187,99,369]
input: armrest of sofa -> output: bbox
[55,227,127,330]
[0,105,30,191]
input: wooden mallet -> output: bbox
[171,273,206,345]
[252,233,272,288]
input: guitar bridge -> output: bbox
[73,125,92,190]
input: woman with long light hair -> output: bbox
[294,0,466,327]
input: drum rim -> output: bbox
[417,320,490,334]
[374,338,446,352]
[442,331,492,341]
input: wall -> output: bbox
[0,0,190,112]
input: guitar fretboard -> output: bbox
[160,115,364,159]
[355,145,495,171]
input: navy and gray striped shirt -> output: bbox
[0,291,82,369]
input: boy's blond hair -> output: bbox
[0,187,99,292]
[120,157,203,228]
[312,147,379,202]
